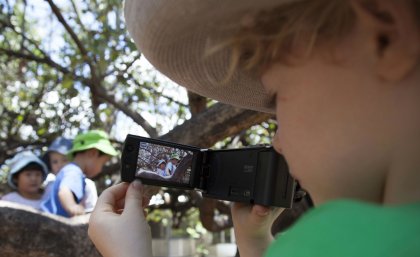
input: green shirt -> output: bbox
[265,200,420,257]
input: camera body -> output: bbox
[121,134,296,208]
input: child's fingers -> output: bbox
[251,205,271,217]
[251,205,284,224]
[116,193,149,211]
[115,197,126,211]
[122,180,145,217]
[232,202,283,225]
[110,182,150,212]
[95,183,130,213]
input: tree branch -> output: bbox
[0,18,58,64]
[161,103,273,147]
[0,48,71,75]
[95,90,159,138]
[188,91,207,116]
[19,0,28,51]
[69,0,87,33]
[45,0,90,60]
[128,74,189,108]
[45,0,101,91]
[104,54,139,81]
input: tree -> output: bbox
[0,0,280,255]
[0,0,273,164]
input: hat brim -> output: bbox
[68,143,118,158]
[124,0,294,114]
[8,157,48,189]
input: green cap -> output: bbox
[68,130,118,157]
[170,153,180,160]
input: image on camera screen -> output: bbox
[135,141,193,185]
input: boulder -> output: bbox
[0,201,100,257]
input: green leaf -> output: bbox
[37,128,46,136]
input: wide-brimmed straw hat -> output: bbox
[124,0,294,113]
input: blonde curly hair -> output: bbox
[220,0,419,77]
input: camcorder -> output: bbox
[121,134,297,208]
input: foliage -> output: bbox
[215,119,277,149]
[0,0,275,242]
[0,0,190,164]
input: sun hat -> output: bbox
[169,153,180,160]
[157,159,166,167]
[67,130,118,158]
[42,137,73,170]
[124,0,294,114]
[7,151,48,189]
[47,137,73,155]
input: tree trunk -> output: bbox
[161,103,272,147]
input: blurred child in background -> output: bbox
[156,159,167,177]
[43,136,98,212]
[2,151,48,210]
[41,130,117,217]
[165,153,179,176]
[42,137,73,197]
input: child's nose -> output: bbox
[29,174,40,180]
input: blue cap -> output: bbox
[157,159,166,167]
[47,137,73,155]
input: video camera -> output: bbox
[121,134,296,208]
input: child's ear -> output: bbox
[350,0,420,82]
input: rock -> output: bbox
[0,201,101,257]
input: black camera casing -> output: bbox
[121,134,296,208]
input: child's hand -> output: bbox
[88,181,152,257]
[231,203,284,257]
[58,187,86,217]
[68,204,85,216]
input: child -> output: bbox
[156,159,167,177]
[43,136,99,213]
[41,130,117,217]
[165,153,179,176]
[42,137,73,197]
[89,1,420,257]
[1,151,48,210]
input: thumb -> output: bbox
[123,180,145,217]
